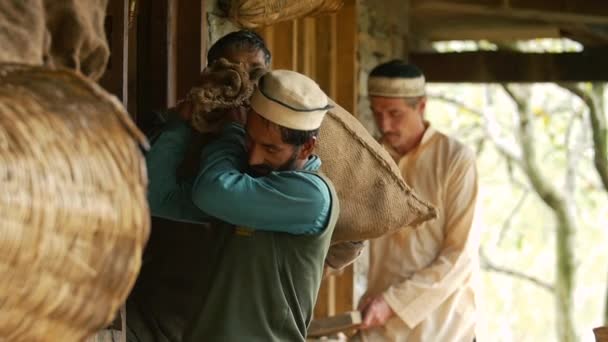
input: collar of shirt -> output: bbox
[382,121,437,163]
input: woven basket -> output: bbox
[318,100,436,242]
[221,0,344,28]
[0,64,150,342]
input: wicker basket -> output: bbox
[0,64,150,341]
[220,0,344,28]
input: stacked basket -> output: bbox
[0,64,150,341]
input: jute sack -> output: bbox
[318,100,436,243]
[0,0,110,81]
[0,64,149,342]
[43,0,110,81]
[0,0,46,65]
[220,0,344,28]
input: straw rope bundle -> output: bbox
[318,101,436,242]
[220,0,344,28]
[188,58,255,133]
[0,64,150,341]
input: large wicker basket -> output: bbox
[220,0,344,28]
[0,64,150,341]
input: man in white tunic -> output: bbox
[356,60,482,342]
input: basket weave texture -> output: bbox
[0,64,150,341]
[223,0,344,28]
[318,101,436,242]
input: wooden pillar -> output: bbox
[176,0,206,100]
[136,0,171,130]
[100,0,129,105]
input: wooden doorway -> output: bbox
[257,0,359,318]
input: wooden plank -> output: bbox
[411,0,608,25]
[100,0,129,105]
[332,0,357,317]
[270,20,296,70]
[307,311,362,337]
[297,17,316,77]
[409,49,608,83]
[314,14,337,97]
[335,0,357,114]
[136,0,170,130]
[176,0,205,101]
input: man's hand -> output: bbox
[226,106,248,126]
[359,296,395,330]
[175,99,194,122]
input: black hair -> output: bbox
[369,59,424,79]
[280,127,319,146]
[207,30,272,66]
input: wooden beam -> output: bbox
[413,21,561,41]
[335,0,357,114]
[409,48,608,82]
[269,20,297,70]
[308,311,362,337]
[412,0,608,25]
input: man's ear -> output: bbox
[298,137,317,160]
[418,96,427,113]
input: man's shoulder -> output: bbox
[432,130,476,164]
[293,170,333,201]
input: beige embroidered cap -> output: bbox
[250,70,331,130]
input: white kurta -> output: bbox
[358,126,482,342]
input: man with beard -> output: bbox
[143,69,338,341]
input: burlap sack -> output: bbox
[0,0,110,81]
[220,0,344,28]
[318,101,436,243]
[0,0,46,65]
[188,58,255,133]
[0,64,149,341]
[43,0,111,81]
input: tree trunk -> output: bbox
[555,206,577,342]
[559,83,608,325]
[504,85,577,342]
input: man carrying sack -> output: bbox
[355,60,482,341]
[144,69,339,341]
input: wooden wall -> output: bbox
[257,0,359,318]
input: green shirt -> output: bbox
[132,116,338,341]
[146,118,331,235]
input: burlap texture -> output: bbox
[318,101,436,243]
[188,58,255,133]
[0,64,149,341]
[43,0,110,81]
[220,0,344,28]
[0,0,46,65]
[0,0,110,80]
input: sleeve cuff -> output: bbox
[383,287,426,329]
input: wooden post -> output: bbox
[100,0,129,105]
[176,0,206,101]
[136,0,171,130]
